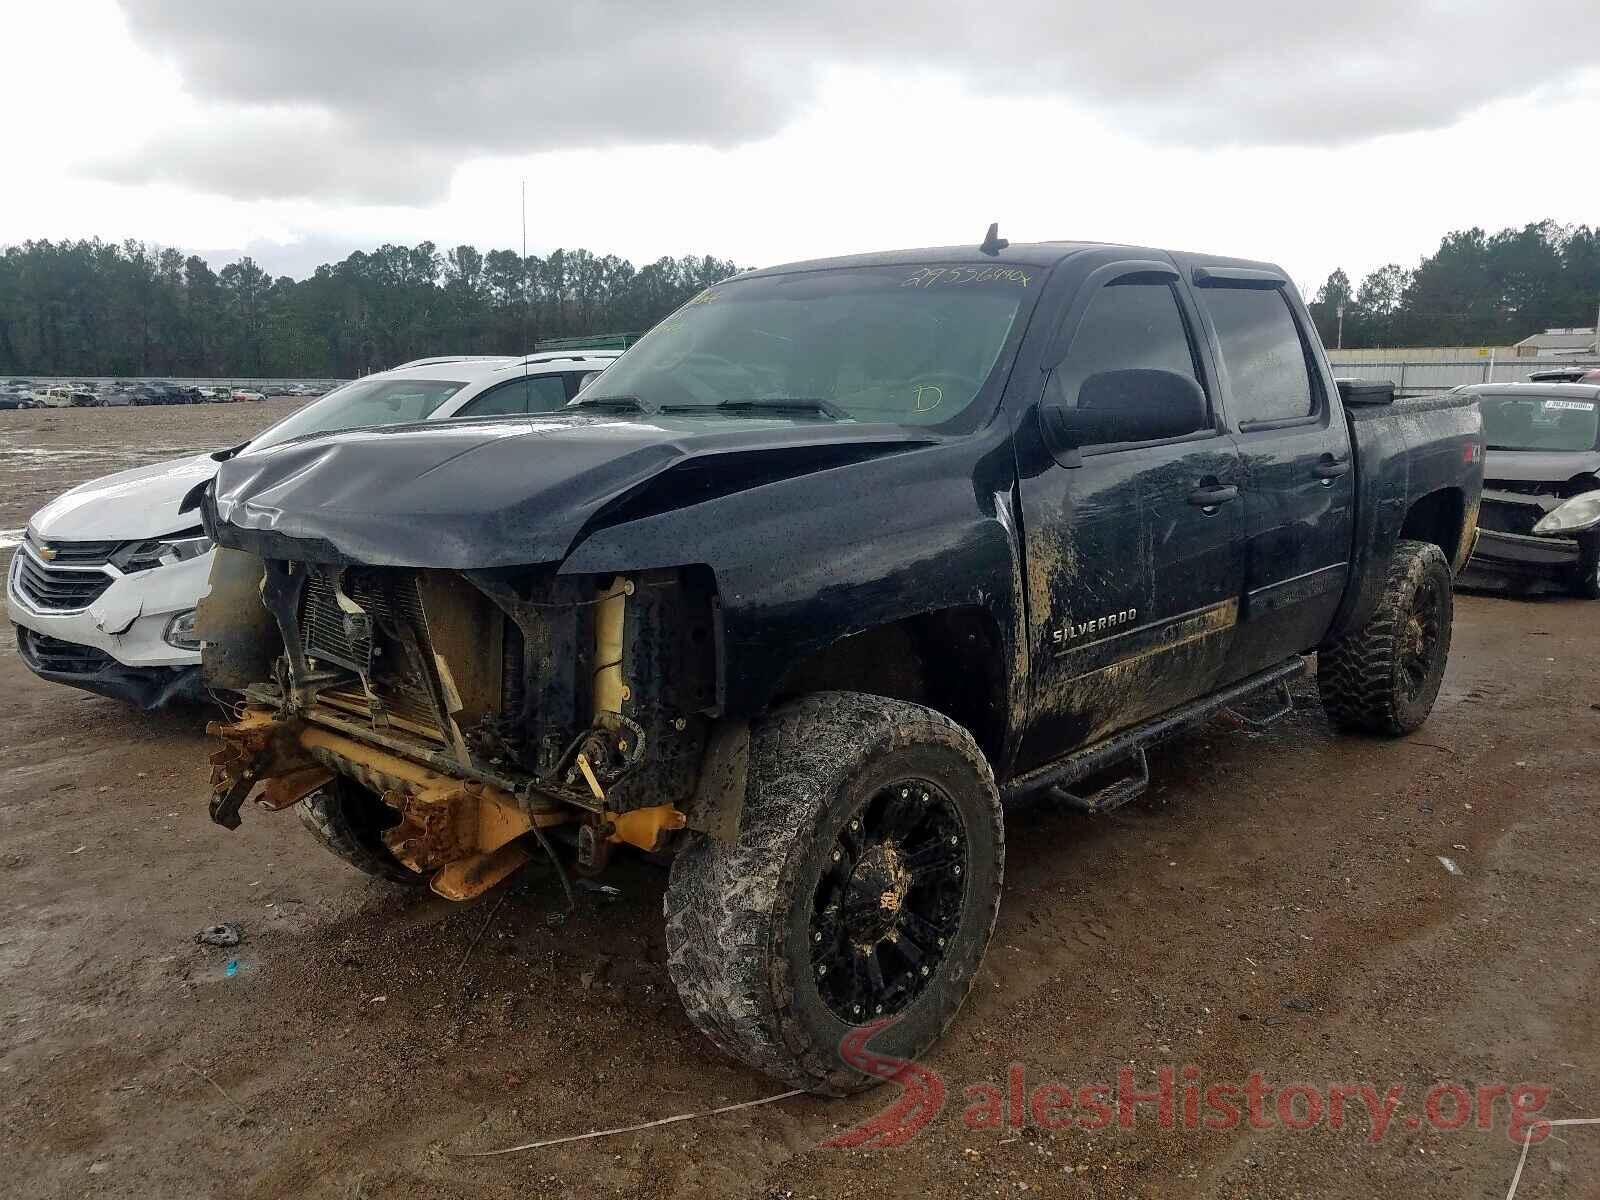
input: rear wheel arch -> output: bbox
[1399,487,1468,570]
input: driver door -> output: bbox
[1014,266,1245,770]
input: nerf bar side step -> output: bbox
[1001,655,1310,805]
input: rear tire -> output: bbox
[1318,539,1453,736]
[297,776,425,884]
[664,692,1003,1094]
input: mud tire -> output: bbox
[297,776,424,885]
[1318,538,1454,736]
[663,691,1003,1094]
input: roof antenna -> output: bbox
[979,222,1009,256]
[521,177,530,384]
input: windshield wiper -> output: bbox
[711,397,846,419]
[568,395,650,413]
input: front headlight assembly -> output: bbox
[112,530,216,572]
[1532,490,1600,537]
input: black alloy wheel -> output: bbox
[810,779,968,1023]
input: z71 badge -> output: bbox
[1051,608,1137,647]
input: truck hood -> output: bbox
[209,413,934,569]
[1484,448,1600,485]
[29,453,218,541]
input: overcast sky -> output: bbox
[6,1,1599,294]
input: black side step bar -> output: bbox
[1000,655,1310,806]
[1050,745,1150,815]
[1222,679,1296,731]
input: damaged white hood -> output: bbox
[27,453,217,541]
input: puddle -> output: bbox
[0,443,207,476]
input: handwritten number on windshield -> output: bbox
[901,266,1033,289]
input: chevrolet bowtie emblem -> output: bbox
[37,544,57,561]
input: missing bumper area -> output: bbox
[207,710,687,900]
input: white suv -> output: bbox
[8,351,618,707]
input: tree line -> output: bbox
[0,240,742,379]
[4,221,1596,376]
[1308,220,1600,350]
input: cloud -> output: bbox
[88,108,461,206]
[100,0,1598,204]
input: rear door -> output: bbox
[1014,261,1245,770]
[1187,268,1356,681]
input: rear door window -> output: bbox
[1200,287,1317,427]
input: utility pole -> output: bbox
[1336,303,1345,351]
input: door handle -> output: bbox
[1187,484,1239,509]
[1313,456,1351,480]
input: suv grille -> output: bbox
[16,627,115,674]
[1477,499,1539,537]
[14,550,114,611]
[26,534,121,564]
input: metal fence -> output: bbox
[1324,356,1600,392]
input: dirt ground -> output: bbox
[2,404,1597,1200]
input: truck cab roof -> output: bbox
[734,241,1284,282]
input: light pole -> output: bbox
[1336,303,1345,351]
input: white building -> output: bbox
[1512,327,1599,358]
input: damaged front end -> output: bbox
[199,546,725,900]
[1471,477,1600,585]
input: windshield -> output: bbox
[1479,393,1600,452]
[583,265,1035,427]
[249,378,466,451]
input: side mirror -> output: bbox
[1040,368,1208,455]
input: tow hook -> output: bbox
[205,711,286,830]
[205,710,326,830]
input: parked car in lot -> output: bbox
[151,381,195,404]
[193,238,1484,1092]
[9,352,619,708]
[1459,382,1600,597]
[231,389,266,402]
[41,384,98,408]
[1,381,40,408]
[1527,366,1600,384]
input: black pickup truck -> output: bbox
[195,235,1484,1093]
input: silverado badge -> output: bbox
[1051,608,1137,647]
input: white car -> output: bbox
[8,351,618,707]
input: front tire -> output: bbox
[298,776,425,884]
[1318,538,1454,736]
[664,692,1003,1094]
